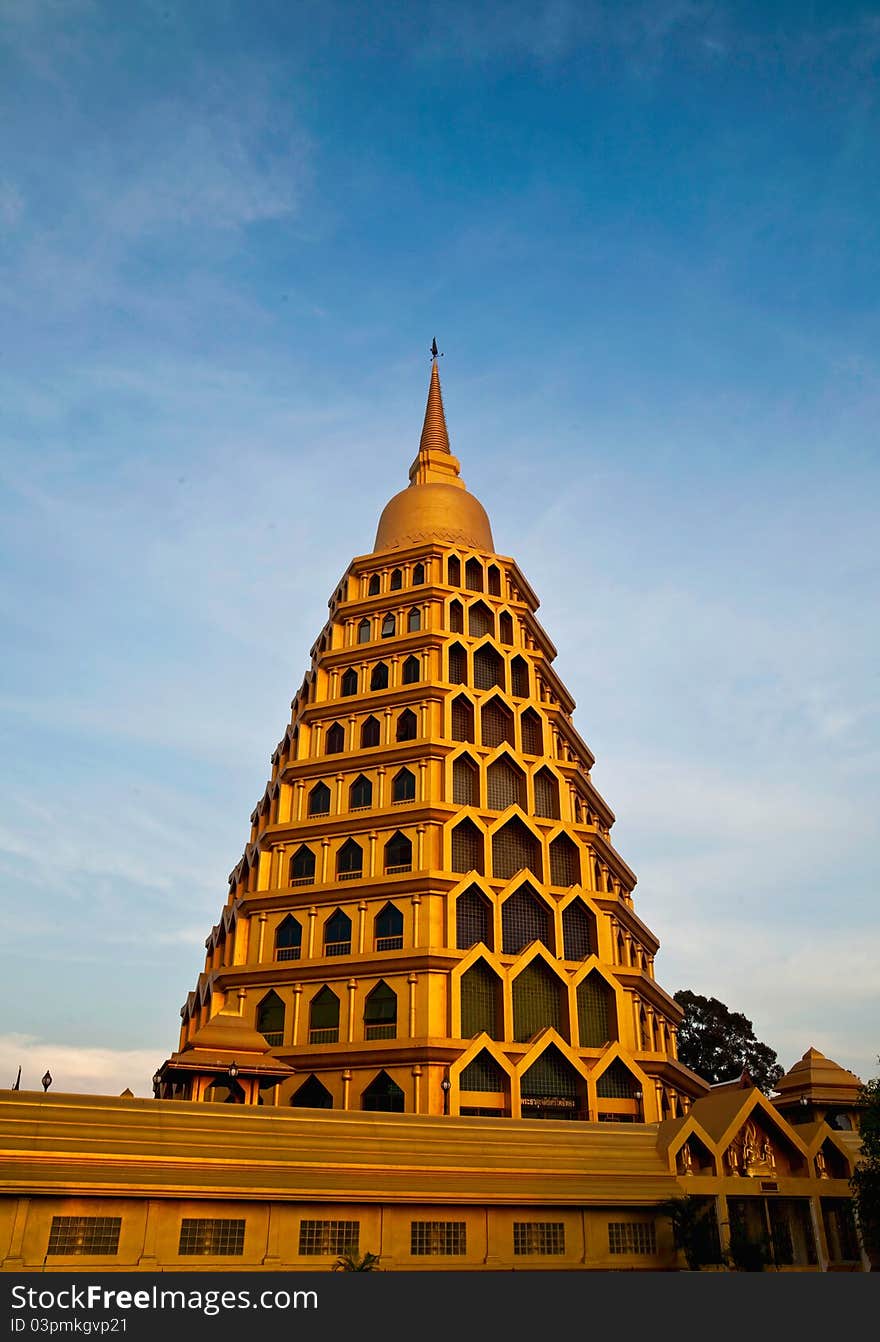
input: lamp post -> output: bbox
[41,1071,52,1092]
[440,1074,451,1116]
[152,1071,162,1099]
[634,1088,643,1122]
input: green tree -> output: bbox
[655,1195,722,1270]
[332,1250,381,1271]
[673,990,783,1094]
[851,1057,880,1267]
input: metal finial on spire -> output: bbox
[430,337,442,360]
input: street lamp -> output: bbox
[152,1071,162,1098]
[227,1061,239,1081]
[440,1074,451,1115]
[41,1071,52,1092]
[634,1088,643,1122]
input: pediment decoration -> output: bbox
[725,1118,777,1178]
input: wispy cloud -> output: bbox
[0,1033,160,1098]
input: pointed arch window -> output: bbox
[447,555,461,587]
[361,715,381,748]
[324,909,352,957]
[511,658,530,700]
[448,642,467,684]
[451,695,475,742]
[368,574,381,596]
[341,667,358,697]
[468,601,494,639]
[412,562,425,585]
[461,961,502,1038]
[308,782,331,817]
[337,837,363,881]
[512,963,563,1041]
[493,817,543,882]
[362,1070,404,1112]
[364,981,398,1039]
[407,607,421,633]
[257,990,285,1047]
[520,1045,581,1110]
[456,885,492,950]
[562,900,593,960]
[449,599,464,633]
[551,835,580,888]
[596,1060,635,1099]
[290,844,316,886]
[390,569,403,591]
[473,645,504,691]
[451,818,484,874]
[487,756,526,812]
[502,884,552,954]
[375,902,404,951]
[309,986,340,1043]
[370,662,389,691]
[577,974,612,1047]
[358,619,371,644]
[392,767,415,803]
[452,753,479,806]
[487,565,502,597]
[381,613,396,639]
[291,1075,332,1109]
[402,654,420,684]
[461,1050,504,1092]
[465,558,484,592]
[396,708,417,742]
[349,774,373,811]
[534,768,560,819]
[275,915,302,962]
[481,698,514,749]
[325,722,345,755]
[385,830,412,873]
[499,612,514,646]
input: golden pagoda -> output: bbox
[155,353,711,1122]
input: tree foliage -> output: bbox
[332,1250,381,1271]
[655,1195,722,1270]
[851,1058,880,1265]
[673,990,784,1094]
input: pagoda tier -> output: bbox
[158,357,708,1122]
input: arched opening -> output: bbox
[534,768,560,819]
[341,667,358,696]
[596,1060,640,1121]
[473,645,504,691]
[309,986,340,1044]
[407,607,421,632]
[451,695,475,742]
[368,574,381,596]
[487,565,502,596]
[324,909,352,957]
[493,817,543,882]
[402,654,420,683]
[290,1075,332,1109]
[384,831,412,873]
[361,715,381,748]
[481,697,514,748]
[456,884,493,950]
[358,618,371,643]
[461,960,503,1038]
[257,990,285,1047]
[364,981,398,1039]
[452,752,479,806]
[289,844,315,885]
[396,708,417,741]
[275,915,302,962]
[468,600,494,638]
[370,661,389,690]
[362,1070,405,1112]
[325,722,345,754]
[487,755,526,811]
[449,598,464,633]
[502,884,552,954]
[499,612,514,645]
[562,900,594,960]
[448,642,467,684]
[308,782,331,816]
[336,839,363,881]
[550,835,580,887]
[451,818,484,874]
[512,963,564,1042]
[521,707,542,754]
[520,1045,585,1120]
[511,656,529,698]
[390,568,403,591]
[412,562,425,585]
[349,774,372,810]
[205,1078,245,1104]
[381,613,396,639]
[447,555,461,587]
[375,902,404,950]
[392,767,415,803]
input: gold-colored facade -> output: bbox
[0,358,869,1272]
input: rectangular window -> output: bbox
[608,1221,656,1255]
[178,1218,245,1256]
[410,1221,466,1256]
[47,1217,121,1256]
[513,1222,565,1255]
[298,1220,360,1256]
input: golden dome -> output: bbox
[373,354,495,554]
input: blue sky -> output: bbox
[1,0,878,1095]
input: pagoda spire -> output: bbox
[409,340,462,487]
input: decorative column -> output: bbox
[342,1069,351,1111]
[357,901,367,954]
[411,894,421,946]
[408,972,418,1038]
[346,979,357,1042]
[292,984,303,1046]
[307,907,317,958]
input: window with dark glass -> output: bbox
[362,1070,405,1112]
[447,555,461,586]
[341,667,358,696]
[308,782,331,816]
[402,654,420,684]
[534,768,560,819]
[385,831,412,872]
[361,715,381,748]
[461,961,502,1038]
[290,844,316,885]
[562,900,592,958]
[375,902,404,950]
[468,600,493,638]
[368,574,381,596]
[511,657,530,699]
[461,1050,504,1092]
[407,607,421,632]
[502,884,552,954]
[257,990,285,1046]
[178,1219,245,1257]
[358,618,371,643]
[448,642,467,684]
[465,558,484,591]
[396,708,417,742]
[456,885,492,950]
[473,645,504,691]
[364,981,397,1038]
[370,661,389,691]
[493,818,543,882]
[291,1075,333,1109]
[46,1217,121,1257]
[381,613,396,638]
[412,562,425,585]
[449,599,464,633]
[550,835,579,887]
[275,914,302,962]
[390,568,403,591]
[487,565,502,597]
[325,722,345,754]
[499,612,514,646]
[350,774,372,810]
[309,985,340,1042]
[451,818,484,874]
[520,707,542,754]
[577,974,612,1046]
[337,839,363,880]
[451,695,475,742]
[392,767,416,803]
